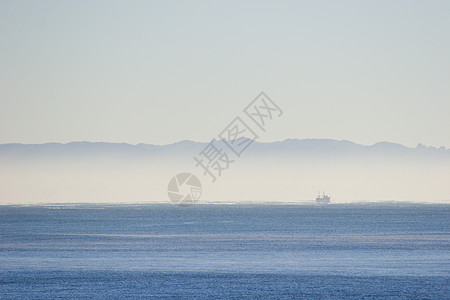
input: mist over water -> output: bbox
[1,140,449,204]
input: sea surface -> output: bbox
[0,203,449,299]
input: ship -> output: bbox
[316,192,330,205]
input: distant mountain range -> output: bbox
[1,139,449,204]
[0,139,448,160]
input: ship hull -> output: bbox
[316,197,330,205]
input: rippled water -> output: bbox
[1,204,449,299]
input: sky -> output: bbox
[1,0,449,148]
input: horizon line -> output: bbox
[1,200,450,207]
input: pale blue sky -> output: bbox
[1,0,449,147]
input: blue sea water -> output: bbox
[0,203,449,299]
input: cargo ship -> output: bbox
[316,192,331,205]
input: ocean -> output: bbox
[1,203,449,299]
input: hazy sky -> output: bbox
[1,0,449,147]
